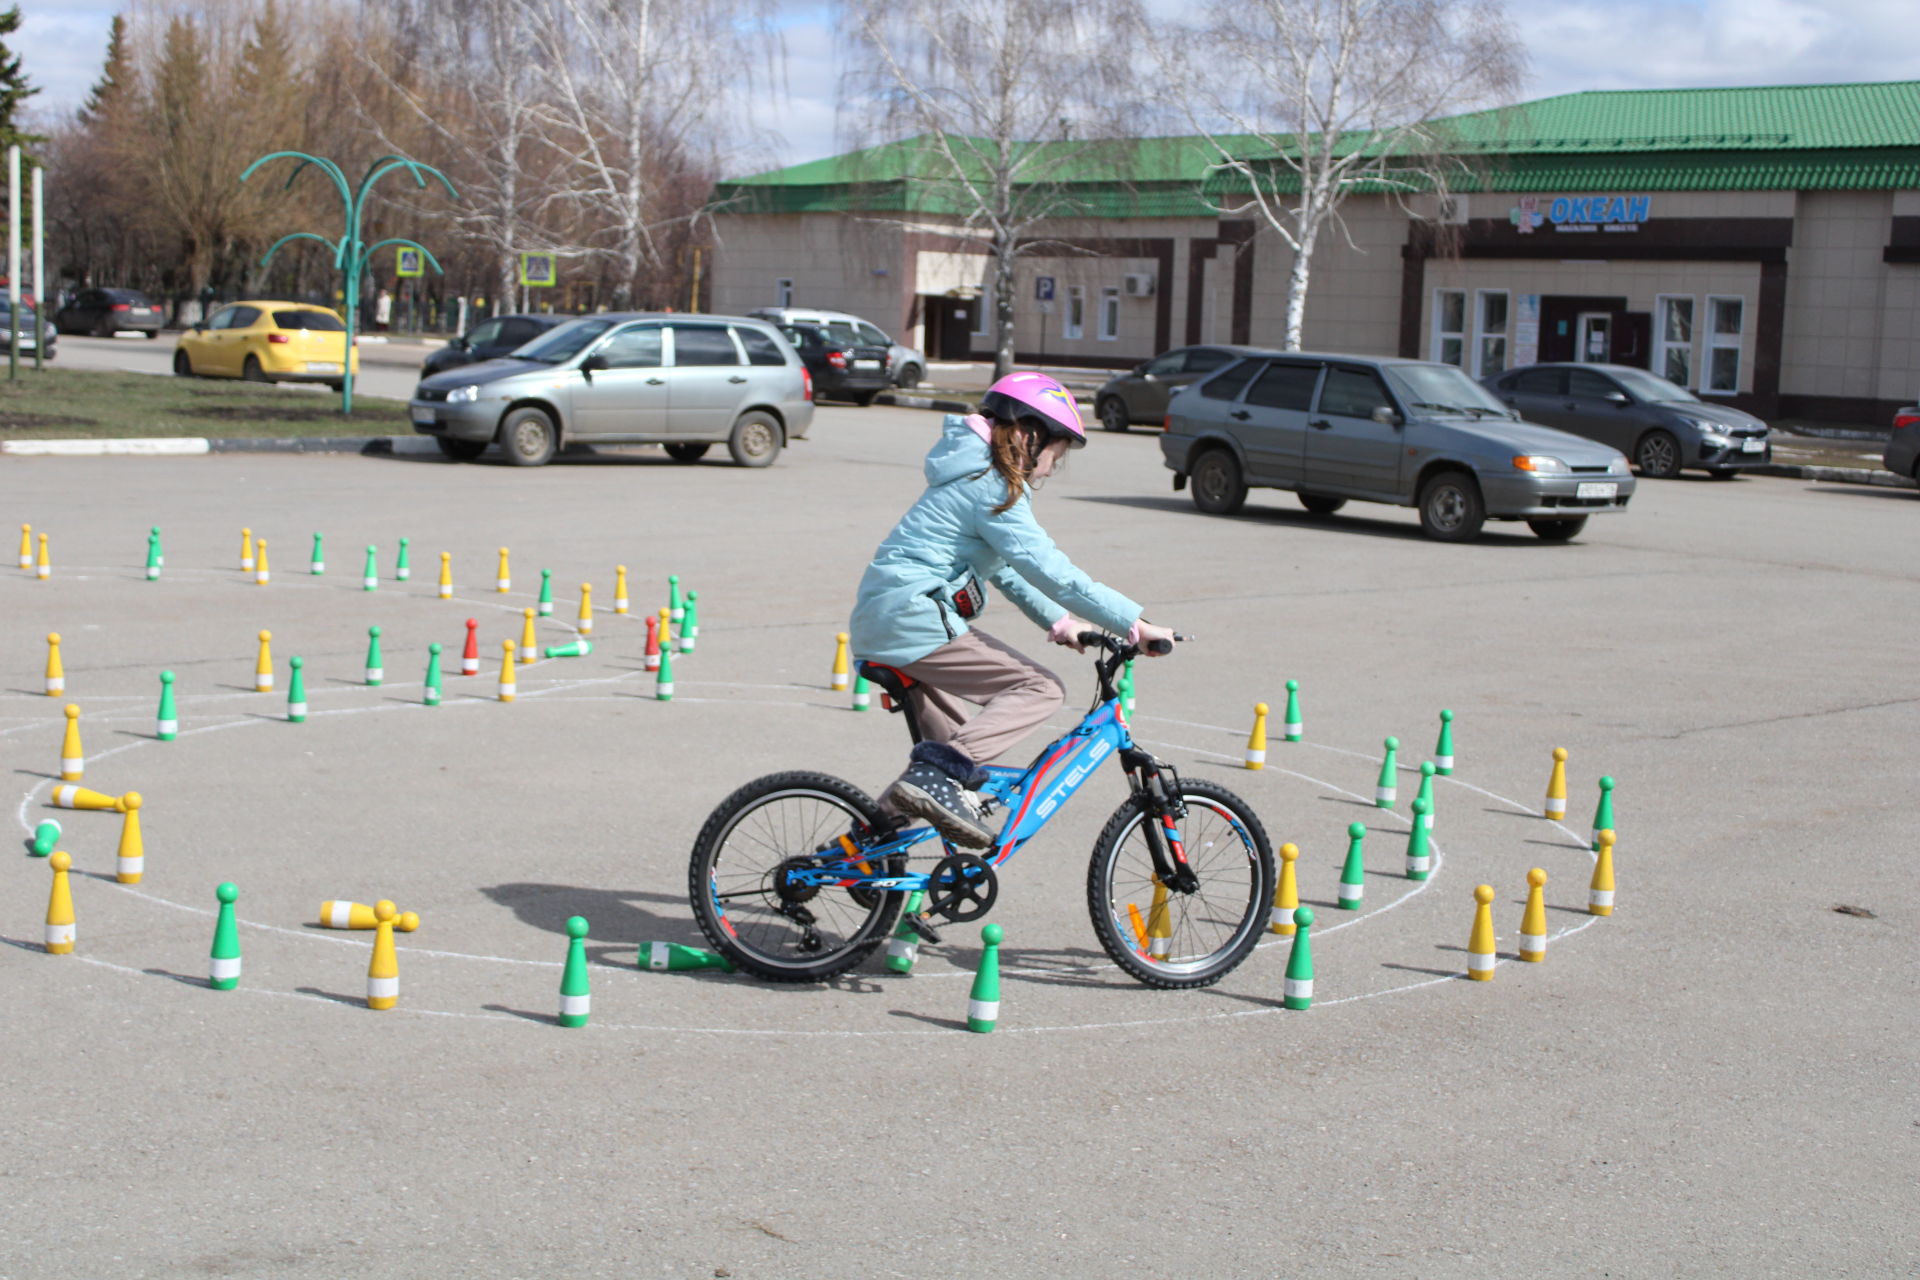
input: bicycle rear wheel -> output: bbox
[689,771,903,982]
[1086,779,1275,989]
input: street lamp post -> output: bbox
[240,151,457,414]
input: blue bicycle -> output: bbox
[688,633,1276,987]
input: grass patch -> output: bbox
[0,367,406,438]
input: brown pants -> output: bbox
[894,629,1066,765]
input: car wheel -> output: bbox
[664,442,710,464]
[499,407,559,467]
[1417,469,1485,542]
[1098,397,1130,433]
[895,363,922,389]
[1705,467,1739,480]
[144,329,162,340]
[172,350,194,377]
[1189,449,1246,516]
[1298,493,1346,515]
[242,355,270,383]
[1634,429,1681,479]
[851,391,879,406]
[94,317,114,338]
[1526,516,1588,542]
[728,410,782,467]
[325,380,345,393]
[435,437,487,461]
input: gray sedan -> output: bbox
[1093,345,1246,432]
[1159,351,1635,542]
[1483,363,1771,479]
[408,313,813,467]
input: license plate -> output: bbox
[410,407,437,426]
[852,359,880,370]
[1576,482,1618,499]
[1741,438,1765,453]
[306,361,342,374]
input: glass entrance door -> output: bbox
[1577,312,1612,363]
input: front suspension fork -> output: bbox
[1128,756,1198,894]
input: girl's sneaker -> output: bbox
[886,765,994,849]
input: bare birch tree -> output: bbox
[533,0,774,309]
[841,0,1142,378]
[1143,0,1523,350]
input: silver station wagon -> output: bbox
[409,312,814,467]
[1159,350,1636,541]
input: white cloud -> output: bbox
[1515,0,1919,94]
[15,2,118,120]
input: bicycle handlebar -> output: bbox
[1077,630,1188,657]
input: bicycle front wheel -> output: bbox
[689,771,903,983]
[1086,779,1275,989]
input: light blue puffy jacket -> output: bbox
[849,415,1142,666]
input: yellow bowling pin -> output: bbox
[1518,867,1547,961]
[36,531,50,579]
[613,565,629,613]
[1590,830,1616,916]
[115,792,146,884]
[1244,701,1268,770]
[576,583,593,635]
[240,527,254,572]
[59,704,84,781]
[254,538,270,585]
[1544,747,1568,819]
[44,632,63,696]
[499,640,517,701]
[320,901,419,931]
[45,850,75,953]
[1145,876,1172,961]
[17,521,29,569]
[1269,841,1300,935]
[1468,884,1497,981]
[519,607,537,664]
[51,783,121,810]
[495,546,511,592]
[831,632,850,691]
[254,630,274,692]
[438,551,453,598]
[366,900,400,1009]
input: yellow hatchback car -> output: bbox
[173,301,359,390]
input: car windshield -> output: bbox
[1606,366,1700,404]
[515,317,615,363]
[1383,364,1510,415]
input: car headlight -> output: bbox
[1610,454,1630,474]
[446,384,480,404]
[1511,455,1568,473]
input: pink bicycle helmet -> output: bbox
[979,372,1087,448]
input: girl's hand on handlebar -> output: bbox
[1134,620,1177,656]
[1048,616,1089,653]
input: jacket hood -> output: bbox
[924,414,995,487]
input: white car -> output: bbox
[747,307,925,388]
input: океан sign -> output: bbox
[1510,195,1652,234]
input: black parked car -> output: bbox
[777,322,891,405]
[1094,345,1243,432]
[1882,403,1920,482]
[421,313,567,376]
[55,287,164,338]
[1483,363,1770,479]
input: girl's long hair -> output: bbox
[986,418,1046,514]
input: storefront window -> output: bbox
[1474,290,1508,378]
[1098,287,1120,341]
[1063,285,1085,340]
[971,284,992,338]
[1433,290,1465,367]
[1705,295,1743,394]
[1655,296,1694,388]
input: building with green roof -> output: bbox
[710,80,1920,425]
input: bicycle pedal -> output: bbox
[906,914,943,946]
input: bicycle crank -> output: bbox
[926,853,999,923]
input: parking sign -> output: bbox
[1035,276,1055,302]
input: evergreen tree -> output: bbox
[0,5,38,150]
[78,13,131,129]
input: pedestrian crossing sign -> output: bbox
[518,253,557,288]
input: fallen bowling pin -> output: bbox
[319,900,420,932]
[638,941,734,972]
[50,783,122,811]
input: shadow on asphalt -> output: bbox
[482,1004,558,1026]
[481,881,699,946]
[1380,962,1465,979]
[1066,493,1560,546]
[294,986,369,1007]
[889,1009,969,1031]
[143,967,212,989]
[1797,483,1916,501]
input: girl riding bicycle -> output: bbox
[850,371,1176,849]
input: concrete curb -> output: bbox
[1750,461,1914,489]
[2,435,443,457]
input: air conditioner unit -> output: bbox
[1123,273,1155,298]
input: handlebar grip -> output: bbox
[1144,637,1173,656]
[1077,630,1105,648]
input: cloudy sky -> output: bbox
[19,0,1918,175]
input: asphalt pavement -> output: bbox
[1,405,1915,1277]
